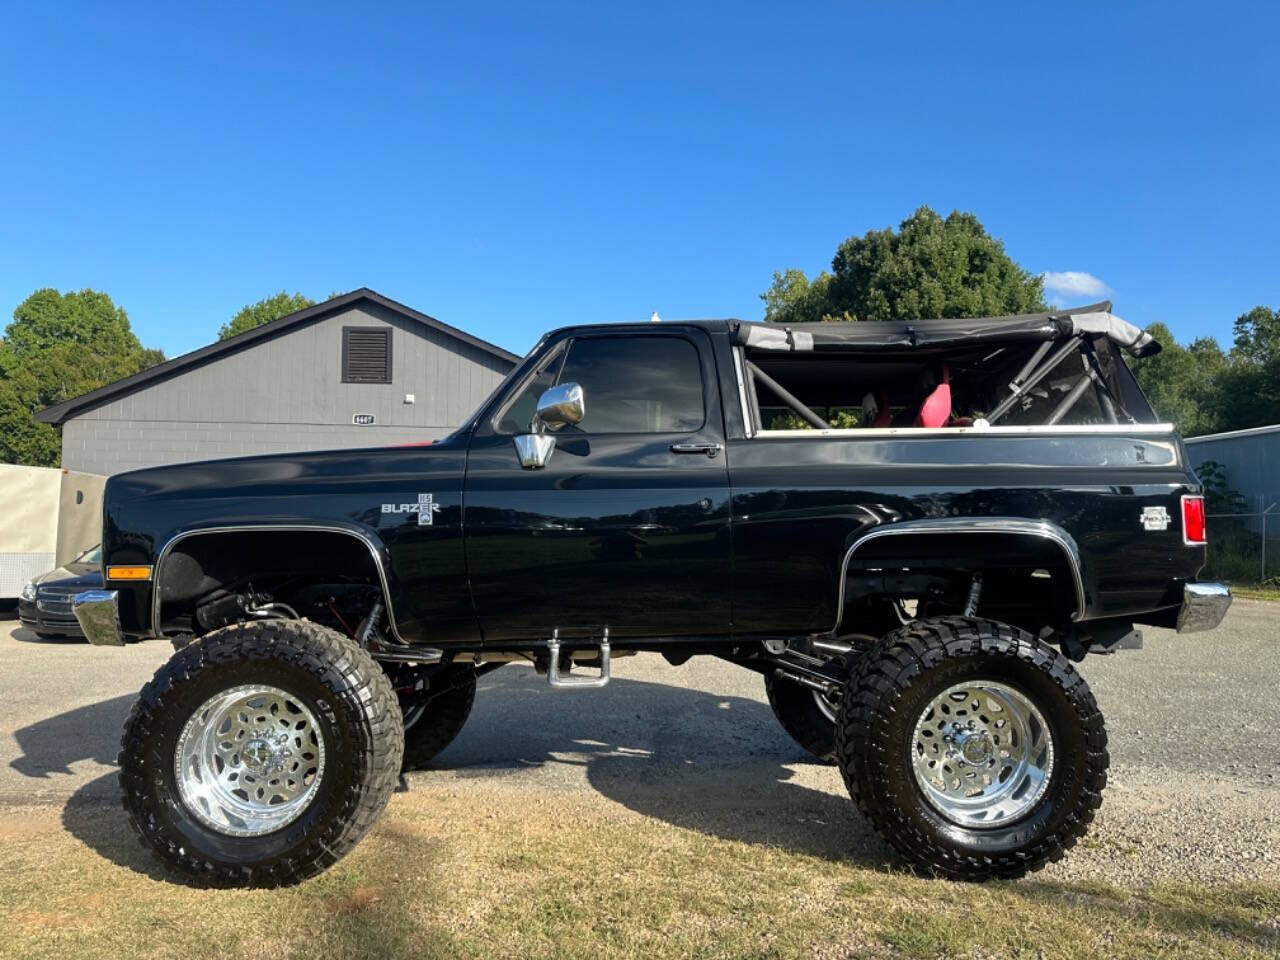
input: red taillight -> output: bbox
[1182,495,1206,544]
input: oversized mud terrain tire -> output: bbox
[764,673,838,763]
[118,619,403,887]
[400,666,477,770]
[835,616,1108,881]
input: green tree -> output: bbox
[760,268,836,325]
[0,288,163,466]
[1230,305,1280,366]
[1129,322,1227,437]
[219,291,316,340]
[1215,305,1280,432]
[1195,460,1247,513]
[761,207,1046,324]
[5,288,137,357]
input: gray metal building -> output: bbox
[1185,424,1280,515]
[36,289,519,475]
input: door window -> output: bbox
[557,336,705,434]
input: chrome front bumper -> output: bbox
[73,589,126,646]
[1175,582,1232,634]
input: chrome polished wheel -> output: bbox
[910,680,1053,828]
[813,688,840,723]
[174,684,326,837]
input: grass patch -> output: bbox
[1228,584,1280,602]
[0,793,1276,960]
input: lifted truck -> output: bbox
[74,303,1231,886]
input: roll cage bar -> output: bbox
[743,334,1129,431]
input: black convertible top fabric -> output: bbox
[732,302,1161,358]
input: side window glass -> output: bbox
[493,343,565,435]
[558,336,705,434]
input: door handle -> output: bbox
[670,442,722,458]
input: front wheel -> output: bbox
[764,633,877,763]
[118,619,404,887]
[835,617,1108,880]
[764,674,840,762]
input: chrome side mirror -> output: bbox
[513,382,585,469]
[534,382,584,431]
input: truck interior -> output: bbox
[734,303,1160,433]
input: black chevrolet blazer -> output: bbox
[72,303,1230,887]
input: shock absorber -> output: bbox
[963,573,983,617]
[357,600,385,648]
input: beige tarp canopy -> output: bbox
[57,470,106,566]
[0,465,61,554]
[0,465,106,597]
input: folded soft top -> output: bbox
[733,301,1160,358]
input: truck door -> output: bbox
[463,329,732,642]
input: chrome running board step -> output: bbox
[547,627,611,689]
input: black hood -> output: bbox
[34,563,103,590]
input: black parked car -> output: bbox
[73,303,1230,887]
[19,545,103,639]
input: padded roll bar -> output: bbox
[746,361,829,430]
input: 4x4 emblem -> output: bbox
[1139,505,1170,531]
[381,493,442,526]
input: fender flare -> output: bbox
[150,523,405,642]
[834,517,1087,631]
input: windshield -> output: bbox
[74,544,102,565]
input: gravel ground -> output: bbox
[1,601,1276,886]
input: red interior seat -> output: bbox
[871,391,891,427]
[914,366,952,428]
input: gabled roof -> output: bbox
[35,288,521,425]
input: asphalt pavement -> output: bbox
[1,601,1276,885]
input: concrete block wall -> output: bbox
[61,419,450,476]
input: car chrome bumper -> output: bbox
[1175,582,1231,634]
[73,590,125,646]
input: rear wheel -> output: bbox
[398,666,477,770]
[835,616,1108,880]
[118,619,403,887]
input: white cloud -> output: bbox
[1041,271,1112,300]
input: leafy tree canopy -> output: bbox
[1130,305,1280,437]
[219,291,316,341]
[0,288,163,467]
[762,207,1046,325]
[6,288,140,358]
[1230,305,1280,367]
[1128,322,1228,437]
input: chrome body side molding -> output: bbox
[834,517,1088,632]
[758,423,1177,438]
[150,524,407,643]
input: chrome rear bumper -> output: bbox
[73,589,126,646]
[1175,582,1231,634]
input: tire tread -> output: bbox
[117,619,404,887]
[834,616,1109,881]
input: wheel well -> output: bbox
[155,529,386,636]
[839,531,1081,637]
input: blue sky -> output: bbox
[1,2,1276,361]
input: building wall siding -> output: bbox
[1185,429,1280,516]
[61,419,458,476]
[59,302,515,475]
